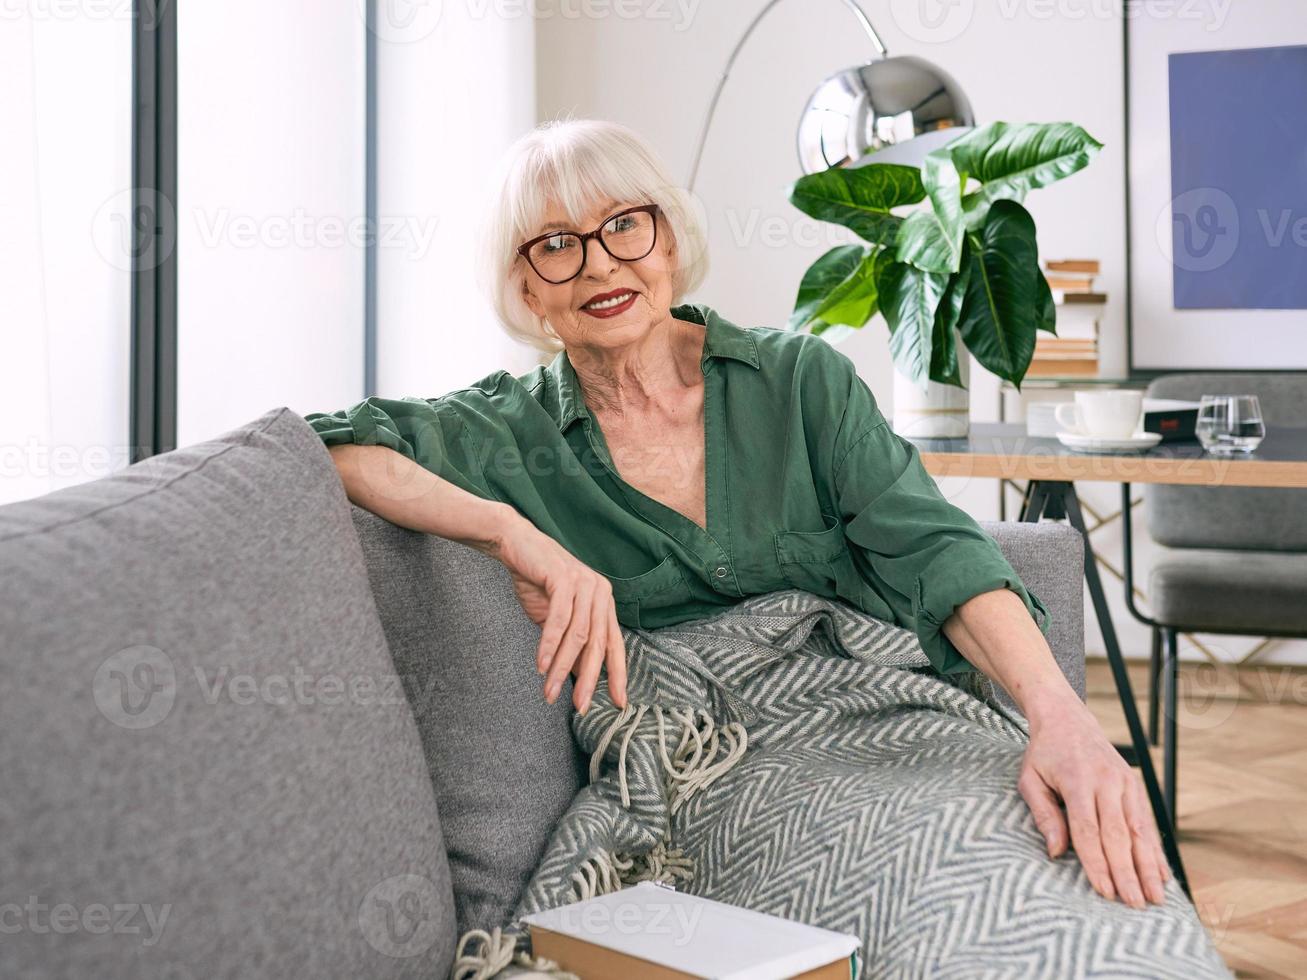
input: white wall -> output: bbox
[176,0,367,446]
[0,10,132,506]
[374,2,541,398]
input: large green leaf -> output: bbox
[929,242,972,388]
[946,122,1102,229]
[1036,269,1057,335]
[876,257,949,390]
[896,149,965,274]
[787,164,924,244]
[956,199,1042,387]
[788,245,868,331]
[810,252,880,330]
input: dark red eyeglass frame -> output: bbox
[515,203,661,284]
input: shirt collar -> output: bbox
[546,303,761,433]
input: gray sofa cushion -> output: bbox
[350,507,585,936]
[1150,548,1307,632]
[0,408,455,980]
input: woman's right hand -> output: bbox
[493,514,628,714]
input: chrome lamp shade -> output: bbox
[685,0,976,191]
[797,55,975,172]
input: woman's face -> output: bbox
[519,196,680,353]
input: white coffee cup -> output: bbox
[1054,390,1144,439]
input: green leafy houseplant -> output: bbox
[785,122,1103,392]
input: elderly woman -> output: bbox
[307,120,1178,937]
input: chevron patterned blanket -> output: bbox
[456,589,1232,980]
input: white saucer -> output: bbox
[1056,429,1162,453]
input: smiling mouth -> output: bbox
[581,290,638,311]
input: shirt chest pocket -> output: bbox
[606,554,693,630]
[773,513,886,618]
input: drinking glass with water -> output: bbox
[1196,394,1265,453]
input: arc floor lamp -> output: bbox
[686,0,976,192]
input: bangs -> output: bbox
[510,132,657,242]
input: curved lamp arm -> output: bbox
[685,0,888,193]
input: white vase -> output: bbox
[890,328,971,437]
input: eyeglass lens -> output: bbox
[527,209,656,283]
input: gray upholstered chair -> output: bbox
[1141,372,1307,825]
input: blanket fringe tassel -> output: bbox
[451,927,578,980]
[567,837,696,904]
[590,703,748,814]
[450,703,746,979]
[615,837,695,889]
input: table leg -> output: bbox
[1021,479,1191,900]
[1163,626,1179,818]
[1148,627,1162,746]
[1018,480,1047,523]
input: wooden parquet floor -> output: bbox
[1086,658,1307,979]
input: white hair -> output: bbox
[474,116,710,355]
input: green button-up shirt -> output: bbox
[304,302,1050,676]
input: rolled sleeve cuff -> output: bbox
[911,543,1053,676]
[302,410,354,447]
[302,399,411,457]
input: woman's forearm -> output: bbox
[327,444,524,558]
[946,589,1171,906]
[940,588,1087,731]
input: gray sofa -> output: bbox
[0,407,1085,979]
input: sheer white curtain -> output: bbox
[1,4,539,508]
[176,0,369,447]
[0,12,131,506]
[178,0,541,439]
[374,3,542,399]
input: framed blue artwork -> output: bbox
[1168,45,1307,311]
[1128,3,1307,372]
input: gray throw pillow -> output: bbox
[0,408,456,980]
[350,506,586,935]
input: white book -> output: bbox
[1049,306,1100,340]
[521,881,861,980]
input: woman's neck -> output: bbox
[569,315,705,420]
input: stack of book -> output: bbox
[1029,259,1105,378]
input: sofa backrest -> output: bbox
[0,408,456,980]
[349,506,586,936]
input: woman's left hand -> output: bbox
[1017,698,1171,909]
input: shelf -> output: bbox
[1002,376,1148,387]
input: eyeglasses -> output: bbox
[516,204,660,285]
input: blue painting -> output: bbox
[1168,45,1307,310]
